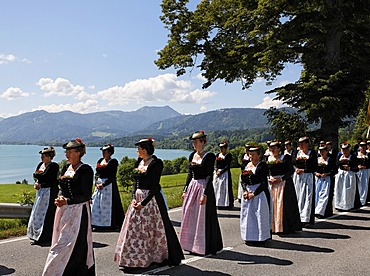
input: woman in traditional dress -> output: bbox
[324,141,338,217]
[114,138,184,269]
[314,145,335,218]
[237,144,251,203]
[42,138,95,276]
[356,141,370,206]
[266,141,301,234]
[334,142,360,211]
[292,136,318,226]
[27,146,59,245]
[240,147,271,244]
[91,144,124,231]
[326,141,338,158]
[284,140,294,156]
[213,140,234,209]
[180,130,223,255]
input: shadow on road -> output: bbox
[155,265,232,275]
[217,213,240,219]
[93,241,109,248]
[264,239,334,253]
[0,265,15,275]
[211,250,293,266]
[277,230,350,240]
[329,214,370,221]
[170,220,181,227]
[312,221,370,231]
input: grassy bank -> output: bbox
[0,168,242,240]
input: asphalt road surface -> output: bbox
[1,201,370,275]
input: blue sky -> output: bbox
[0,0,301,118]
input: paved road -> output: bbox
[1,202,370,275]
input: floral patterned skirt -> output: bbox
[114,189,168,268]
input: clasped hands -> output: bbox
[132,199,144,210]
[55,196,67,207]
[243,191,255,200]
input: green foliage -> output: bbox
[229,147,245,168]
[162,159,176,175]
[0,219,27,240]
[17,190,33,205]
[117,156,137,190]
[265,107,308,143]
[58,159,68,174]
[21,179,28,185]
[162,157,188,175]
[157,0,370,148]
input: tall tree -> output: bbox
[265,107,308,143]
[156,0,370,148]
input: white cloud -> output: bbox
[37,77,85,97]
[33,100,99,114]
[254,96,285,109]
[200,105,207,112]
[0,53,32,64]
[0,53,16,64]
[75,91,97,101]
[0,87,29,100]
[195,73,207,81]
[97,73,215,106]
[279,80,290,86]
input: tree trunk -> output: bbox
[325,0,343,71]
[320,116,340,150]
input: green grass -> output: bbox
[0,184,36,203]
[0,169,242,239]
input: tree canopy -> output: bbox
[156,0,370,148]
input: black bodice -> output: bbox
[59,164,94,205]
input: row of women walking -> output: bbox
[26,132,368,275]
[27,131,223,275]
[232,136,370,247]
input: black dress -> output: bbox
[292,149,318,225]
[91,158,124,230]
[114,156,184,267]
[267,155,301,233]
[180,151,223,255]
[42,163,95,276]
[214,152,234,209]
[27,161,59,243]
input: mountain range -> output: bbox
[0,106,269,144]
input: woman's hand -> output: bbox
[34,183,41,190]
[181,192,187,200]
[133,201,143,210]
[55,196,67,207]
[96,184,104,190]
[243,192,255,200]
[295,168,304,174]
[200,195,207,205]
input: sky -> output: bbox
[0,0,302,119]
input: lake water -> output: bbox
[0,144,190,184]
